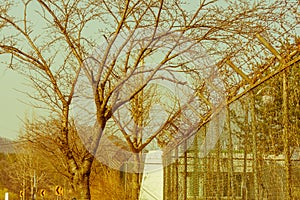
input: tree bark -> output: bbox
[242,102,249,200]
[227,105,235,200]
[283,70,292,200]
[77,174,91,200]
[126,153,142,200]
[68,153,94,200]
[72,168,92,200]
[129,173,141,200]
[216,140,221,200]
[250,91,259,200]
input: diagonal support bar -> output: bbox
[226,60,252,84]
[256,33,283,61]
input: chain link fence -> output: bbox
[163,48,300,200]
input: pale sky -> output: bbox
[0,1,48,140]
[0,0,297,141]
[0,1,202,140]
[0,69,32,139]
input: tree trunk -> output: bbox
[183,141,188,200]
[283,70,292,200]
[216,140,221,200]
[78,175,91,200]
[71,172,91,200]
[127,153,142,200]
[242,102,249,200]
[227,105,235,200]
[250,91,259,200]
[129,173,141,200]
[71,157,93,200]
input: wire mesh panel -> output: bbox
[163,49,300,200]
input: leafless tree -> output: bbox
[0,0,297,199]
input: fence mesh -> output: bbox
[163,49,300,200]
